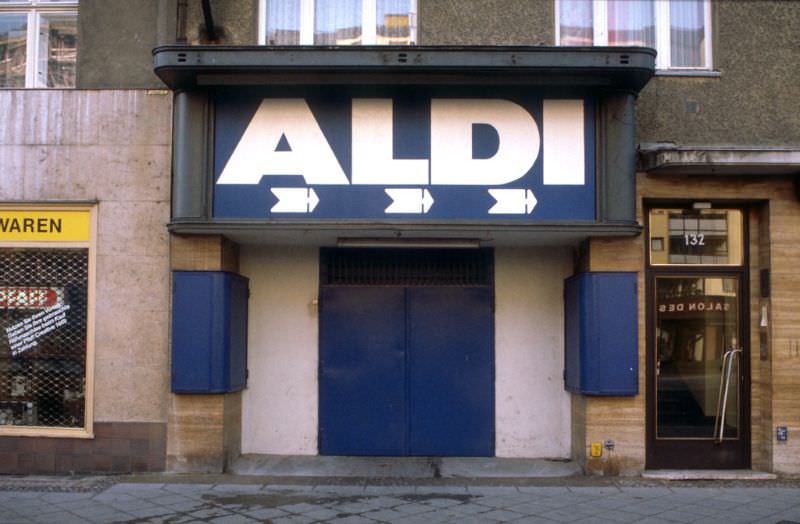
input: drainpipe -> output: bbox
[201,0,219,43]
[176,0,188,43]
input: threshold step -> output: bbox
[642,469,777,481]
[230,455,582,478]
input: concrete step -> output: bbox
[642,469,777,481]
[230,454,582,478]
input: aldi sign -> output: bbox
[213,94,595,221]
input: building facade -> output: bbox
[0,0,798,476]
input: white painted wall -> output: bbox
[241,245,572,457]
[495,247,572,458]
[241,246,319,454]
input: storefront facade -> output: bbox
[1,0,799,476]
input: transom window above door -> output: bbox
[556,0,712,70]
[259,0,417,45]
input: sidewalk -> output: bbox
[1,474,799,524]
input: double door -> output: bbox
[319,283,494,457]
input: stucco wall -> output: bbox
[495,247,573,458]
[241,246,320,455]
[77,0,165,89]
[419,0,554,45]
[240,246,572,457]
[0,89,172,424]
[636,1,800,146]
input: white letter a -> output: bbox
[217,99,348,185]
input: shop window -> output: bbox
[556,0,711,70]
[0,0,78,88]
[0,207,94,437]
[260,0,416,45]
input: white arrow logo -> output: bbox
[270,187,320,213]
[488,189,537,214]
[385,188,434,214]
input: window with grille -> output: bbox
[0,249,88,429]
[260,0,416,46]
[0,0,78,88]
[0,207,93,436]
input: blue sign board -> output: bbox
[213,93,595,221]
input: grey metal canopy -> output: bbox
[153,45,655,92]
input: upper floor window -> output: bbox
[0,0,77,88]
[260,0,416,45]
[557,0,711,70]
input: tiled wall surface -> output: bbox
[0,422,166,474]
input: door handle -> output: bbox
[714,348,742,443]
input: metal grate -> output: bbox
[321,248,493,287]
[0,248,88,428]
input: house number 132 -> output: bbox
[685,233,705,246]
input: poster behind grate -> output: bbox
[0,248,88,428]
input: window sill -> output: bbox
[0,425,93,439]
[655,69,721,78]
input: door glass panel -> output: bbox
[649,209,743,265]
[655,276,740,439]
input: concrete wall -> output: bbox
[240,246,572,458]
[0,89,172,424]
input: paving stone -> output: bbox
[311,484,366,495]
[586,510,643,523]
[241,506,289,520]
[414,485,470,495]
[391,502,435,515]
[189,507,233,519]
[106,483,165,492]
[444,502,492,515]
[538,508,591,522]
[162,499,206,512]
[212,484,264,493]
[516,486,571,496]
[364,485,417,495]
[646,509,700,523]
[271,515,316,524]
[163,483,215,493]
[478,508,526,521]
[385,517,435,524]
[512,517,557,524]
[567,486,623,496]
[363,508,417,521]
[209,514,260,524]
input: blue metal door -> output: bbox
[319,287,407,455]
[408,287,494,456]
[319,263,494,456]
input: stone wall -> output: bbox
[0,89,172,472]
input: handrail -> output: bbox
[714,348,742,443]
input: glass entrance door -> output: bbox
[646,208,749,469]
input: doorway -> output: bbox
[318,248,495,456]
[646,207,750,469]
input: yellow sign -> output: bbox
[0,210,90,242]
